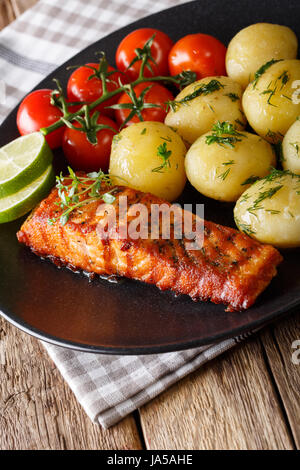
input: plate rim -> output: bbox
[0,0,299,354]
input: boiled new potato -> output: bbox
[185,129,275,202]
[109,122,186,201]
[164,76,246,145]
[226,23,298,89]
[243,59,300,143]
[234,171,300,248]
[282,119,300,174]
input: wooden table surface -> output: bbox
[1,0,300,450]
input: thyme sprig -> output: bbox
[205,121,246,148]
[152,142,172,173]
[48,167,114,226]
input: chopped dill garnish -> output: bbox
[225,93,239,102]
[152,142,172,173]
[234,217,256,236]
[205,121,246,148]
[265,209,281,215]
[260,70,290,106]
[241,175,261,186]
[253,59,282,88]
[246,185,283,216]
[168,79,224,111]
[160,136,172,142]
[217,160,235,180]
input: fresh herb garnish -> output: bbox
[205,121,246,148]
[260,70,290,107]
[241,175,261,186]
[48,167,114,226]
[218,160,235,180]
[265,209,281,215]
[246,185,283,216]
[168,79,224,111]
[152,142,172,173]
[225,93,239,102]
[234,217,256,236]
[253,59,282,88]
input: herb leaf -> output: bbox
[241,175,261,186]
[152,142,172,173]
[253,59,282,88]
[225,93,240,102]
[168,79,224,111]
[205,121,246,148]
[47,167,114,226]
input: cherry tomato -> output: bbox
[62,115,118,172]
[67,63,128,117]
[17,89,64,149]
[116,28,173,81]
[168,34,227,80]
[115,82,173,127]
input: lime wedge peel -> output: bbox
[0,164,55,224]
[0,132,53,199]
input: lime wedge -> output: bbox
[0,132,53,199]
[0,164,54,223]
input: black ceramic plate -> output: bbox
[1,0,300,354]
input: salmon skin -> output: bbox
[17,180,283,312]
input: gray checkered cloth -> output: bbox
[0,0,256,428]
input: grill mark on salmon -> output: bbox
[17,181,283,311]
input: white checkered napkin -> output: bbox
[0,0,185,123]
[0,0,257,429]
[43,336,253,429]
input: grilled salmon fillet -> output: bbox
[17,180,282,311]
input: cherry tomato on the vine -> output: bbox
[62,115,118,172]
[116,28,173,81]
[67,63,128,118]
[17,89,64,149]
[168,34,227,80]
[114,82,173,127]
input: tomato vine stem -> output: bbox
[40,40,196,137]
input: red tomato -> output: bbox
[17,89,64,149]
[62,115,118,172]
[116,28,173,81]
[115,82,173,127]
[67,63,128,117]
[168,34,227,80]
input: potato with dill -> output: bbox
[164,76,246,145]
[226,23,298,89]
[282,119,300,174]
[109,122,186,201]
[185,122,276,202]
[243,59,300,143]
[234,169,300,248]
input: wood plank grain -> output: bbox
[139,335,294,450]
[0,317,143,450]
[261,311,300,449]
[0,0,16,30]
[10,0,38,18]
